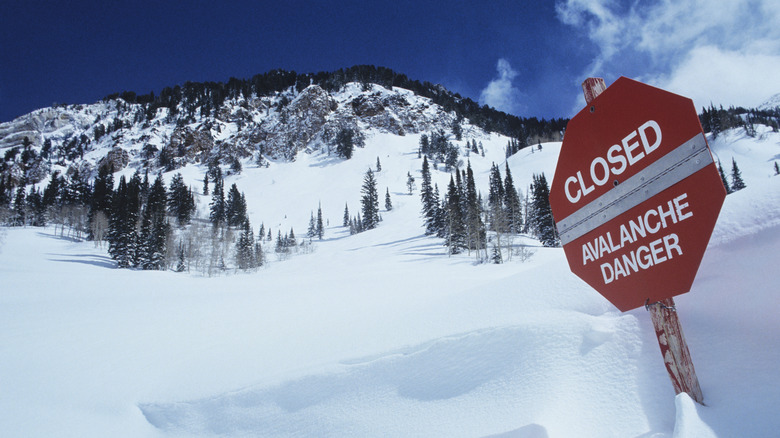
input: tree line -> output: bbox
[102,65,569,142]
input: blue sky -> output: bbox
[2,1,779,123]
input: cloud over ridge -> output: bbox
[480,58,523,115]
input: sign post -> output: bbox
[550,77,726,404]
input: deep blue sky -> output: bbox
[3,1,778,123]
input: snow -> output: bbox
[1,124,779,437]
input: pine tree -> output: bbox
[445,176,466,254]
[307,211,317,238]
[376,156,382,172]
[419,134,429,158]
[531,173,558,247]
[360,169,380,230]
[137,175,169,270]
[12,187,26,226]
[336,128,355,159]
[225,183,247,227]
[275,230,286,253]
[420,156,437,235]
[717,160,732,194]
[107,176,138,268]
[488,164,505,206]
[255,240,265,267]
[775,161,780,176]
[464,161,486,257]
[343,203,350,227]
[433,184,446,238]
[235,220,257,271]
[730,158,746,191]
[89,165,114,240]
[203,173,209,195]
[385,188,392,211]
[316,203,324,239]
[406,171,415,195]
[168,172,194,226]
[175,241,187,272]
[209,169,226,228]
[491,243,503,264]
[503,163,523,233]
[27,187,46,227]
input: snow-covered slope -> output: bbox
[1,122,779,437]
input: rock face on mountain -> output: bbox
[0,81,486,185]
[97,147,130,173]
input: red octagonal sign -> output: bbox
[550,77,727,312]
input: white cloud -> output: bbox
[556,0,780,108]
[480,58,523,115]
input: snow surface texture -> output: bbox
[1,125,779,437]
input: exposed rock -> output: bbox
[257,84,336,159]
[166,126,214,163]
[66,160,94,180]
[97,147,130,173]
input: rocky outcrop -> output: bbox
[166,126,214,162]
[96,147,130,173]
[255,85,337,159]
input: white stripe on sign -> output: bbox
[557,132,712,245]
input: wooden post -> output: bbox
[581,78,704,405]
[647,298,704,403]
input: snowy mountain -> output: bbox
[0,72,779,437]
[0,67,566,192]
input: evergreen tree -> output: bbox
[89,165,114,240]
[336,128,355,159]
[275,230,286,253]
[175,241,187,272]
[406,171,415,194]
[491,243,503,264]
[137,174,170,270]
[255,240,265,267]
[307,211,317,238]
[730,158,746,191]
[503,163,523,233]
[420,156,437,235]
[419,134,429,158]
[316,203,324,239]
[168,173,195,226]
[360,169,380,230]
[464,161,486,257]
[27,187,46,227]
[487,163,507,240]
[356,213,363,233]
[775,162,780,176]
[209,168,226,227]
[376,156,382,172]
[432,184,446,238]
[107,176,138,268]
[445,176,466,254]
[12,186,26,226]
[146,174,167,218]
[203,173,209,195]
[531,173,558,247]
[717,160,732,194]
[343,203,350,227]
[385,188,392,211]
[225,183,247,227]
[235,220,257,271]
[42,170,63,209]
